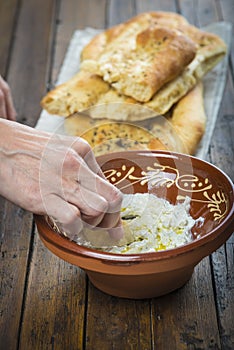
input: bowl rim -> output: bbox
[35,150,234,263]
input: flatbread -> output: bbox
[88,25,196,102]
[64,82,206,156]
[170,80,206,155]
[41,12,226,121]
[84,14,226,120]
[81,12,190,61]
[64,117,172,156]
[40,71,109,116]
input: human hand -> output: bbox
[0,75,17,120]
[0,120,123,239]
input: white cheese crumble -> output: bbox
[103,193,202,254]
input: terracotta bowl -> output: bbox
[35,151,234,299]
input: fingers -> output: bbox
[71,137,105,178]
[45,194,83,240]
[61,146,123,220]
[0,76,17,120]
[45,191,123,242]
[74,154,122,205]
[65,185,108,226]
[65,180,123,232]
[75,165,123,232]
[41,134,124,240]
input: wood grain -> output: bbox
[0,202,33,350]
[219,0,234,70]
[19,236,87,350]
[211,240,234,350]
[0,0,18,75]
[209,104,234,350]
[0,1,37,349]
[14,1,89,348]
[0,0,57,349]
[136,0,177,13]
[7,0,57,126]
[51,0,107,84]
[85,283,152,349]
[19,0,105,349]
[0,0,233,349]
[108,0,135,26]
[203,2,234,348]
[179,3,234,350]
[178,0,219,26]
[151,258,221,349]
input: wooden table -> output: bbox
[0,1,233,349]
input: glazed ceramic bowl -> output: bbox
[35,151,234,299]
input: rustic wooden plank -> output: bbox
[180,2,234,349]
[215,74,234,130]
[85,283,152,349]
[0,0,19,75]
[83,2,153,348]
[19,236,87,350]
[0,201,33,350]
[0,0,53,348]
[18,0,106,349]
[219,0,234,70]
[205,2,234,347]
[209,76,234,180]
[108,0,135,26]
[136,0,177,13]
[144,1,226,349]
[0,0,63,348]
[79,1,150,347]
[152,258,221,349]
[8,1,233,349]
[208,80,234,349]
[178,0,219,26]
[0,2,31,349]
[7,0,57,127]
[211,239,234,350]
[51,0,107,85]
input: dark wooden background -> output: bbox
[0,0,233,349]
